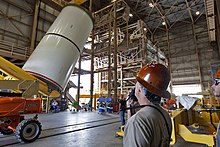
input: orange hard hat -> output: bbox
[214,69,220,79]
[136,63,171,98]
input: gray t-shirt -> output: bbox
[123,104,172,147]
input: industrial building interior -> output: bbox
[0,0,220,146]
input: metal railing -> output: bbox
[0,40,32,59]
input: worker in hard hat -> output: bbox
[123,63,172,147]
[211,69,220,147]
[212,69,220,97]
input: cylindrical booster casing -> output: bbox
[23,5,93,91]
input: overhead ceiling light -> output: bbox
[162,21,166,25]
[144,28,147,31]
[196,11,200,15]
[129,13,133,17]
[149,3,154,8]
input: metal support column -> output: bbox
[192,23,203,90]
[30,0,40,52]
[215,0,220,56]
[120,66,123,94]
[77,55,82,106]
[167,29,173,95]
[140,21,147,64]
[46,96,50,113]
[108,11,112,98]
[89,0,94,111]
[113,1,118,102]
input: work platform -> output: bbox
[0,111,208,147]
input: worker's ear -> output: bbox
[136,82,141,93]
[138,87,141,92]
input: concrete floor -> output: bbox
[0,111,208,147]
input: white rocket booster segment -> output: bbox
[22,4,93,91]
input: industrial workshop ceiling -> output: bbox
[0,0,219,90]
[126,0,205,30]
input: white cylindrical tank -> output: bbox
[23,4,93,91]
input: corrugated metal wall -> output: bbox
[154,15,219,90]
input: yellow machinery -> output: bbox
[170,92,220,147]
[0,56,62,98]
[0,56,50,96]
[116,125,124,137]
[0,74,4,80]
[0,56,61,113]
[170,108,218,147]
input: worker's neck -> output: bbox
[139,97,151,105]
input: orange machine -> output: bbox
[0,97,42,143]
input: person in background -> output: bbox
[123,63,172,147]
[211,69,220,147]
[119,95,126,125]
[126,88,140,119]
[51,99,59,113]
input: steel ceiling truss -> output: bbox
[126,0,206,32]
